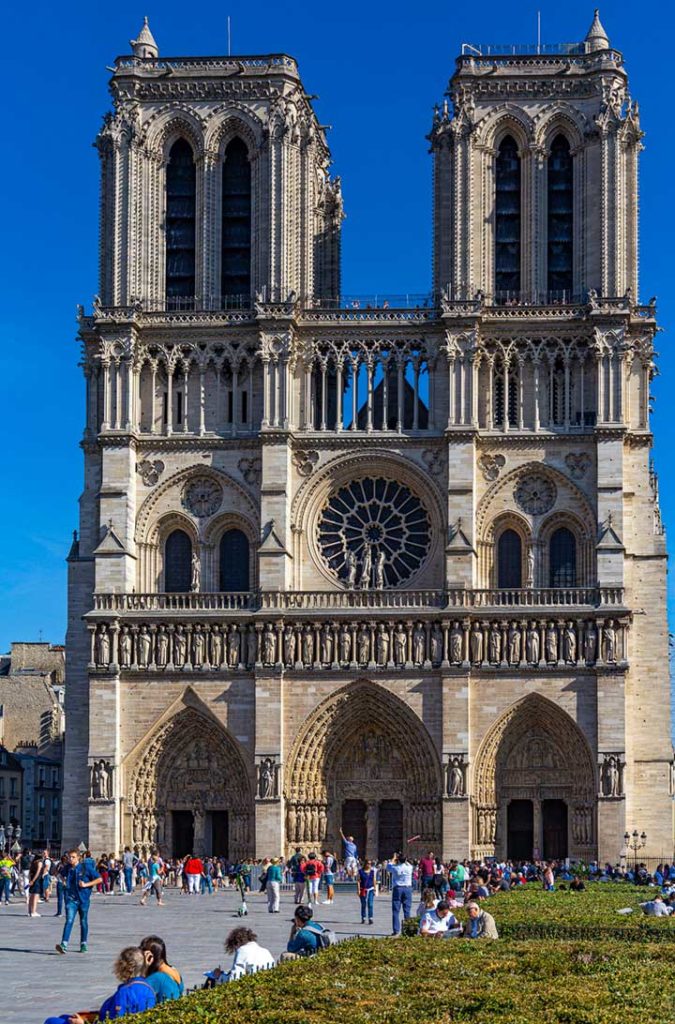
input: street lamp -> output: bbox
[623,829,647,883]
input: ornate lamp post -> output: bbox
[624,829,647,883]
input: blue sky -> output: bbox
[1,0,674,663]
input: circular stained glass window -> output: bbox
[317,477,431,588]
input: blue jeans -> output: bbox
[0,877,10,903]
[359,889,374,921]
[391,885,412,935]
[124,867,133,893]
[56,881,66,915]
[61,897,89,946]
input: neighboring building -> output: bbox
[0,643,64,846]
[0,747,23,833]
[64,14,673,863]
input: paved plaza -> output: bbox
[0,885,394,1024]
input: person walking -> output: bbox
[184,853,203,895]
[292,855,306,904]
[27,850,47,917]
[122,847,135,894]
[357,859,376,925]
[140,853,164,906]
[0,851,13,904]
[322,850,336,905]
[55,854,69,916]
[266,857,282,913]
[387,852,414,936]
[304,852,323,905]
[55,849,101,953]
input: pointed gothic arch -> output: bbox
[471,693,596,860]
[126,702,254,859]
[285,680,442,858]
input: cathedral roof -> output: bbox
[584,9,610,52]
[130,16,159,59]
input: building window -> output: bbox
[221,138,251,306]
[9,805,17,821]
[38,766,46,787]
[9,778,17,798]
[165,139,196,305]
[164,529,192,592]
[497,529,522,588]
[51,769,59,788]
[219,529,250,591]
[547,134,573,298]
[549,527,577,587]
[39,795,46,813]
[0,779,4,797]
[495,135,521,298]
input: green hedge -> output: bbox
[135,938,675,1024]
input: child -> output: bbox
[44,946,156,1023]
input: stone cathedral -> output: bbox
[64,12,674,864]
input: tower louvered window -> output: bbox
[222,138,251,306]
[165,139,196,304]
[495,136,521,298]
[547,135,573,297]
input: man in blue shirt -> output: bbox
[284,905,324,956]
[339,827,358,878]
[55,849,101,954]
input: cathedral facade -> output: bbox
[64,13,674,864]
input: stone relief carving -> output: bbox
[191,553,201,593]
[182,476,223,517]
[478,453,506,481]
[257,757,280,800]
[292,449,320,477]
[90,759,113,801]
[565,452,591,480]
[572,805,594,846]
[514,474,557,515]
[136,459,165,486]
[238,457,261,485]
[446,755,467,798]
[422,450,443,476]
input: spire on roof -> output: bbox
[585,9,610,53]
[130,16,159,59]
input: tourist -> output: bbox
[419,850,435,891]
[640,894,672,916]
[44,946,156,1023]
[184,853,203,895]
[357,858,376,925]
[464,899,499,939]
[432,857,448,896]
[55,854,69,916]
[419,899,460,937]
[339,827,359,878]
[140,852,164,907]
[0,850,13,904]
[266,857,282,913]
[570,876,586,892]
[304,851,323,904]
[213,926,275,981]
[27,849,47,917]
[542,863,555,891]
[292,854,306,904]
[322,849,336,905]
[201,857,215,895]
[122,847,135,894]
[416,888,439,917]
[55,849,102,954]
[282,905,326,958]
[140,935,184,1002]
[387,852,414,936]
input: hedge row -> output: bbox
[135,938,675,1024]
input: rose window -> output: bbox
[317,477,431,588]
[514,474,556,516]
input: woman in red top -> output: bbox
[184,856,203,895]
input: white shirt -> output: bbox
[419,910,457,935]
[226,941,275,981]
[387,861,414,886]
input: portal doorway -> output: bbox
[378,799,403,859]
[172,810,194,857]
[342,799,367,857]
[210,811,229,858]
[542,799,568,859]
[507,799,533,860]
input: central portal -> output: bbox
[507,799,533,860]
[172,810,194,857]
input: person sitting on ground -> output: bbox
[209,926,275,983]
[416,887,438,917]
[44,946,156,1023]
[281,905,325,958]
[640,894,672,916]
[570,876,586,892]
[464,899,499,939]
[419,899,460,938]
[140,935,184,1003]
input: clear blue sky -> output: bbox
[1,1,674,658]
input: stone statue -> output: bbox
[526,546,535,586]
[346,550,358,589]
[360,545,373,589]
[258,758,276,800]
[376,624,390,666]
[287,804,297,842]
[374,550,386,590]
[470,625,483,664]
[191,552,201,592]
[448,758,464,797]
[320,625,333,664]
[394,625,407,666]
[284,626,296,667]
[339,625,351,664]
[563,622,577,664]
[95,626,110,668]
[601,755,620,797]
[412,623,425,665]
[209,625,223,668]
[545,622,558,663]
[192,626,206,667]
[91,759,111,800]
[227,626,240,668]
[173,625,187,667]
[119,627,132,669]
[138,626,152,668]
[262,624,276,666]
[156,627,169,669]
[584,623,597,663]
[526,623,540,664]
[602,621,617,663]
[508,623,521,665]
[246,626,258,667]
[430,625,444,665]
[357,627,370,665]
[301,626,314,666]
[488,624,501,664]
[449,622,462,664]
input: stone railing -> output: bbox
[91,586,623,614]
[87,614,628,675]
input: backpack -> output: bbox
[308,924,337,949]
[304,861,317,877]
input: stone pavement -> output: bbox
[0,885,397,1024]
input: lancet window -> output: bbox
[495,135,521,298]
[164,529,192,592]
[165,139,196,305]
[219,529,250,591]
[497,529,522,588]
[221,138,251,307]
[549,527,577,588]
[547,135,574,298]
